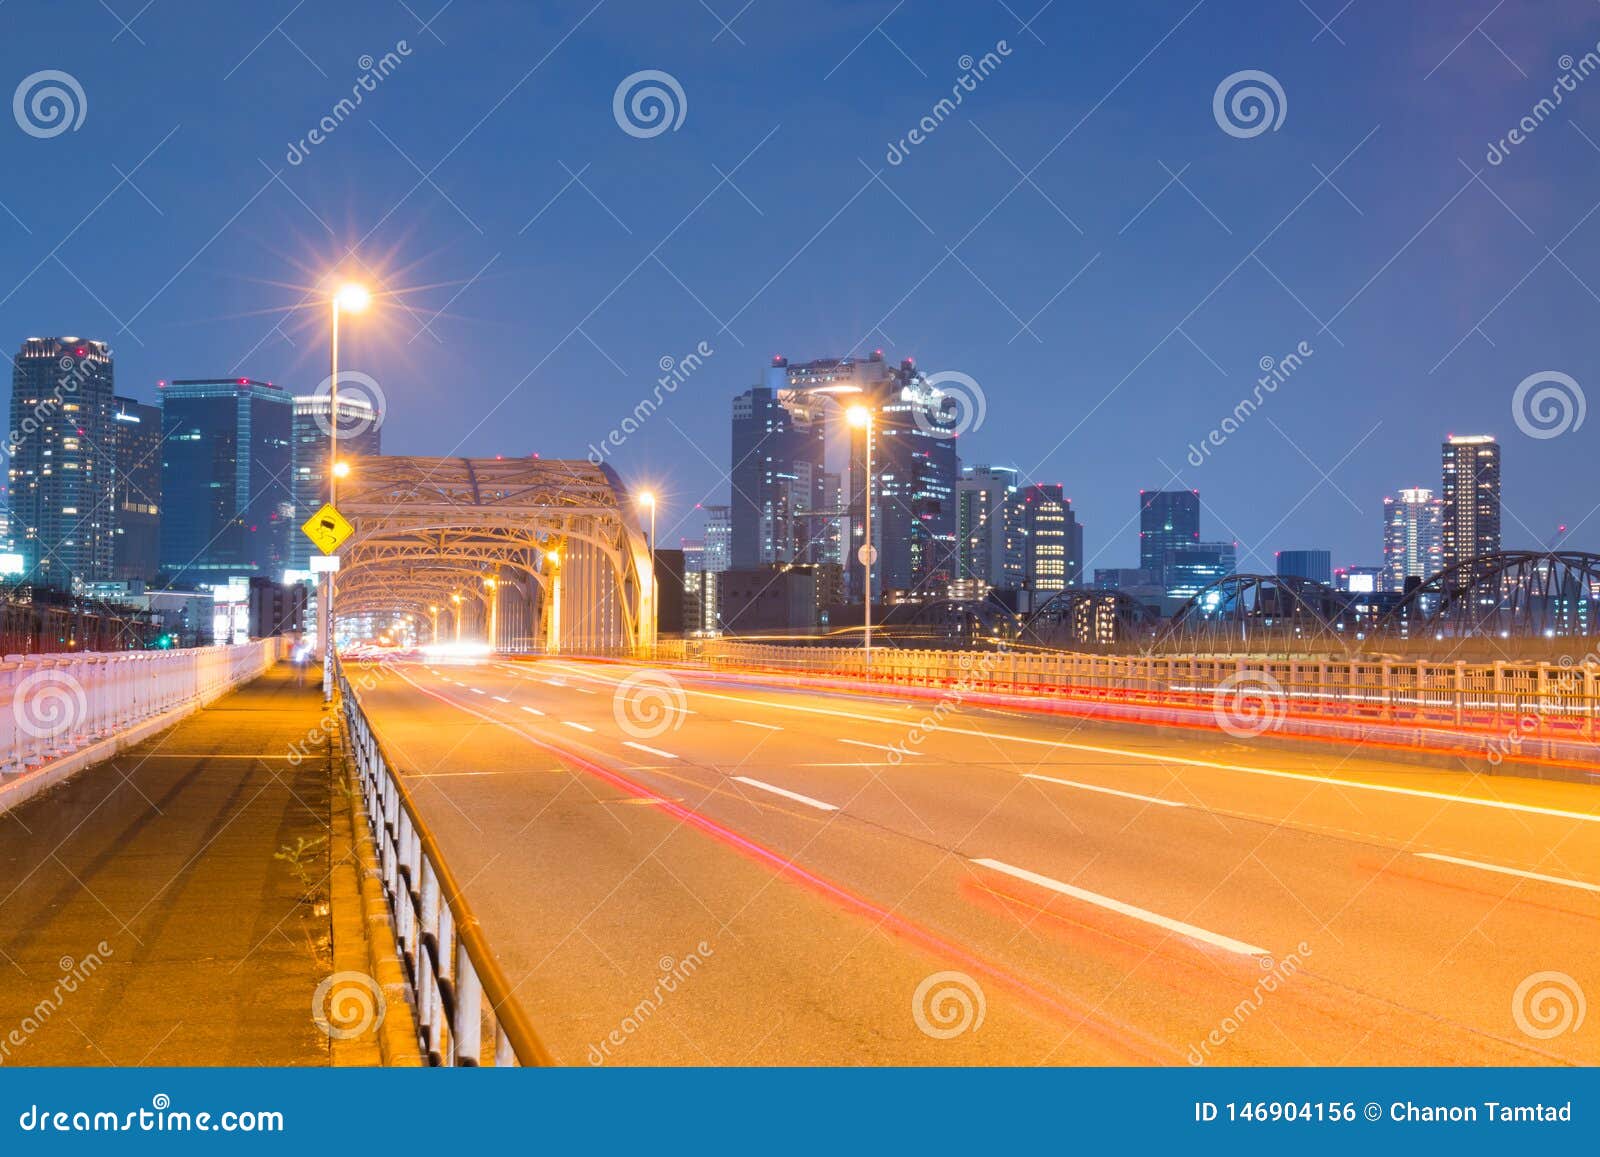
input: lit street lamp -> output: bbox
[429,604,440,645]
[847,404,874,670]
[451,592,463,644]
[639,491,657,649]
[322,280,370,700]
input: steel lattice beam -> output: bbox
[328,455,654,653]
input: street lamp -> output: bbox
[429,604,440,645]
[451,592,463,644]
[847,404,874,670]
[639,491,657,651]
[323,280,370,701]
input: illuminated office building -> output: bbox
[1440,435,1501,570]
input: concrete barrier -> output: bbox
[0,639,288,815]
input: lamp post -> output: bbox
[451,592,463,644]
[322,281,370,700]
[847,404,874,670]
[639,492,656,651]
[429,604,440,645]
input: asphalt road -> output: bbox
[348,655,1600,1066]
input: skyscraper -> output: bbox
[956,464,1022,590]
[112,396,162,582]
[1381,486,1444,592]
[701,504,732,573]
[1164,542,1236,602]
[8,337,117,588]
[1139,490,1201,573]
[729,354,904,573]
[159,379,294,586]
[1441,435,1501,570]
[730,387,812,569]
[289,393,382,571]
[1018,483,1084,600]
[1276,549,1333,585]
[852,362,960,599]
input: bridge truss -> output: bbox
[1377,550,1600,640]
[331,456,654,654]
[1157,573,1353,653]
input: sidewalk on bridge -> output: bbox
[0,664,349,1066]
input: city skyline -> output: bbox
[3,328,1565,595]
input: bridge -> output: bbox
[333,455,656,655]
[313,502,1600,1064]
[335,641,1598,1066]
[2,462,1596,1068]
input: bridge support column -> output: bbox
[546,568,562,654]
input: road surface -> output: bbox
[348,655,1599,1066]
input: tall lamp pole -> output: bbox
[640,492,657,651]
[322,282,370,700]
[847,405,874,670]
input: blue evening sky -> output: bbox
[2,0,1596,571]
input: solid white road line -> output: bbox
[615,682,1600,825]
[622,740,678,759]
[562,721,595,733]
[1415,852,1600,894]
[1024,773,1186,808]
[839,738,920,757]
[733,719,780,730]
[520,705,545,716]
[732,776,839,812]
[971,857,1269,957]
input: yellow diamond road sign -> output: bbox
[301,503,354,555]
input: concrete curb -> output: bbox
[329,713,424,1066]
[0,661,278,816]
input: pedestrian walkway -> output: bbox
[0,665,339,1066]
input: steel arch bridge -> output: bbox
[331,456,654,654]
[1377,550,1600,639]
[1157,573,1352,653]
[1020,590,1161,650]
[877,595,1020,643]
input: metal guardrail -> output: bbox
[0,640,283,775]
[678,641,1600,763]
[338,663,554,1067]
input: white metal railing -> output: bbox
[0,641,284,776]
[339,662,554,1067]
[669,640,1600,765]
